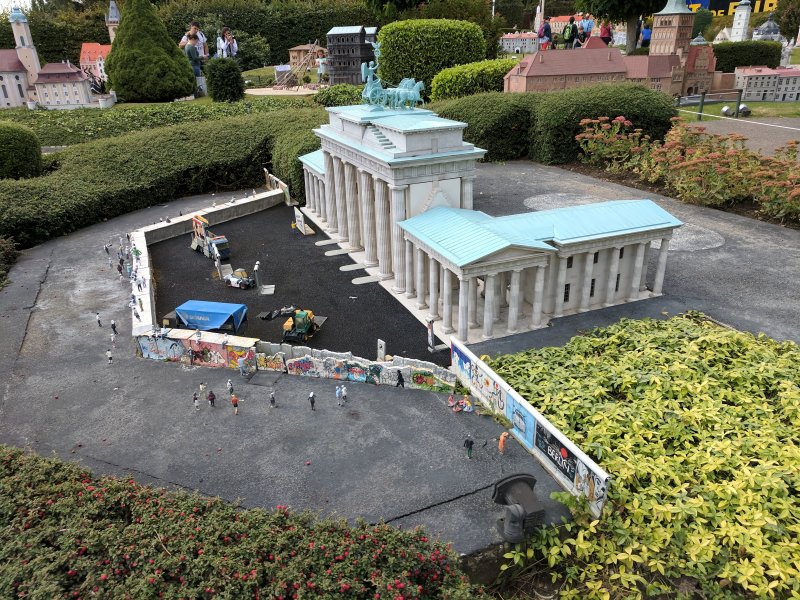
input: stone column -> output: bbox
[468,278,478,328]
[579,251,595,312]
[628,242,646,301]
[507,269,522,333]
[482,273,497,340]
[531,265,546,328]
[374,179,392,279]
[404,239,415,298]
[390,184,408,293]
[652,238,670,295]
[428,256,440,320]
[303,171,312,211]
[442,268,454,333]
[416,248,428,309]
[554,256,569,318]
[457,276,469,341]
[323,151,336,230]
[359,170,376,263]
[605,247,621,306]
[316,177,326,222]
[333,157,347,241]
[640,242,650,291]
[344,163,362,251]
[493,272,502,322]
[460,175,475,210]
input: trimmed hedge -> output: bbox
[0,123,41,180]
[432,84,676,164]
[0,445,487,598]
[432,92,543,161]
[0,236,18,287]
[378,19,486,99]
[713,40,782,73]
[314,83,365,107]
[0,109,326,249]
[206,58,246,102]
[531,83,676,164]
[0,97,314,146]
[430,58,518,102]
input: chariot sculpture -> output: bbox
[360,42,425,110]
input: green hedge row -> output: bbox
[314,83,365,107]
[0,97,313,146]
[0,109,326,249]
[0,123,42,180]
[430,58,518,102]
[378,19,486,99]
[713,40,782,72]
[0,445,486,598]
[432,84,676,163]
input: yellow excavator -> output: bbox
[282,309,327,343]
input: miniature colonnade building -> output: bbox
[300,106,682,342]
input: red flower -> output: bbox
[100,574,107,581]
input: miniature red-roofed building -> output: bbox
[504,48,627,92]
[80,42,112,83]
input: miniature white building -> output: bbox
[500,32,538,54]
[34,61,93,108]
[730,0,752,42]
[735,65,800,102]
[299,104,682,343]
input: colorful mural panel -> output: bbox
[226,346,256,372]
[256,352,286,372]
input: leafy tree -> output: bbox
[205,58,245,102]
[105,0,195,102]
[234,32,271,71]
[692,8,713,38]
[776,0,800,39]
[575,0,665,53]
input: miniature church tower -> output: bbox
[9,6,40,77]
[650,0,695,59]
[730,0,752,42]
[106,0,120,43]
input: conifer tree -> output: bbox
[105,0,195,102]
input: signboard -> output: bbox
[450,337,611,518]
[377,338,386,361]
[686,0,777,15]
[294,208,305,233]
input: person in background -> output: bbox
[599,19,613,46]
[537,16,552,50]
[216,27,238,58]
[580,13,594,36]
[315,49,327,83]
[184,34,202,77]
[640,22,652,48]
[574,25,589,48]
[561,16,577,49]
[180,21,208,59]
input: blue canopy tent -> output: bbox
[174,301,248,334]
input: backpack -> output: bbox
[563,23,575,43]
[537,23,546,38]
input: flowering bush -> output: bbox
[576,117,800,223]
[0,445,487,599]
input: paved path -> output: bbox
[1,162,797,558]
[683,115,800,156]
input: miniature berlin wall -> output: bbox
[129,183,454,393]
[450,337,611,518]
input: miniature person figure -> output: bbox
[106,349,112,364]
[231,393,239,415]
[110,332,116,348]
[207,389,216,407]
[96,312,102,327]
[193,392,200,411]
[464,436,474,459]
[447,393,456,407]
[499,431,509,455]
[335,385,342,406]
[396,371,404,387]
[308,391,316,410]
[269,390,276,408]
[237,356,247,376]
[227,379,234,395]
[341,385,348,404]
[110,320,117,335]
[199,382,207,398]
[188,348,195,366]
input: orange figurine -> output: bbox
[498,431,509,455]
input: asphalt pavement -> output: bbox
[1,161,797,558]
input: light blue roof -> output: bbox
[107,0,120,23]
[399,207,554,268]
[298,149,325,174]
[328,26,364,35]
[375,115,466,133]
[328,104,436,124]
[9,7,27,23]
[497,200,682,244]
[400,200,682,268]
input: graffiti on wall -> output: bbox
[226,346,256,372]
[137,336,184,361]
[410,369,451,393]
[192,342,226,367]
[256,352,286,372]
